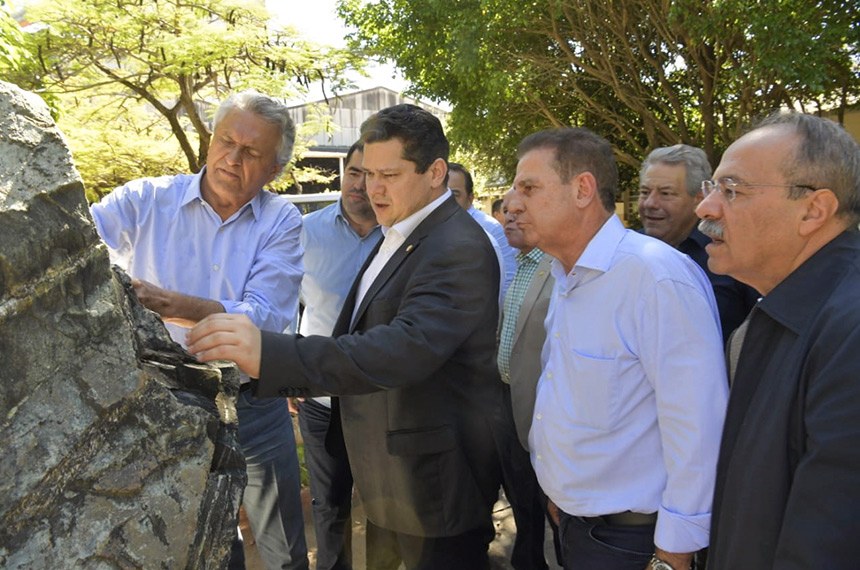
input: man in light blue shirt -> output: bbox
[298,141,381,570]
[91,90,308,570]
[508,128,728,570]
[448,162,516,300]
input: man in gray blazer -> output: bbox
[189,104,503,570]
[497,189,553,451]
[495,189,556,570]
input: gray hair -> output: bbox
[755,112,860,225]
[640,144,711,197]
[213,89,296,167]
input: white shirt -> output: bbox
[529,215,728,553]
[353,190,451,322]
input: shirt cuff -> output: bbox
[219,299,242,315]
[654,506,710,553]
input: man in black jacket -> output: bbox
[696,112,860,569]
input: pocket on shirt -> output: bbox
[566,349,619,430]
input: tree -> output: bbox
[0,1,25,75]
[56,90,189,203]
[24,0,364,194]
[340,0,859,181]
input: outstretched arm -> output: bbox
[133,278,225,327]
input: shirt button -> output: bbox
[554,332,560,338]
[536,454,542,461]
[536,413,542,420]
[213,264,220,271]
[547,371,553,379]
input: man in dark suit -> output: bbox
[696,112,860,568]
[189,104,503,570]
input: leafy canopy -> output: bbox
[21,0,364,198]
[340,0,858,186]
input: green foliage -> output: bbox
[0,1,24,74]
[24,0,365,192]
[56,92,188,201]
[340,0,859,186]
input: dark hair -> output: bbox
[447,162,474,196]
[345,141,364,165]
[491,198,503,214]
[359,104,449,173]
[755,112,860,224]
[640,144,711,197]
[517,128,618,212]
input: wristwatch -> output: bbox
[649,555,676,570]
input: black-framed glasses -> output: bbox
[701,177,818,202]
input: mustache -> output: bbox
[698,219,724,240]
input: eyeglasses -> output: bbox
[701,177,818,202]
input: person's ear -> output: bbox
[798,188,840,237]
[573,171,599,207]
[428,158,447,188]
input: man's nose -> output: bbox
[641,192,659,209]
[696,190,721,219]
[366,176,382,196]
[506,194,524,215]
[225,146,242,165]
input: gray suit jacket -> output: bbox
[256,196,502,538]
[503,254,553,451]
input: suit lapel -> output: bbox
[333,237,384,336]
[513,255,552,342]
[348,197,460,333]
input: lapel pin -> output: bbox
[405,244,414,254]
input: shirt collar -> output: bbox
[182,167,264,222]
[335,198,380,236]
[682,226,711,250]
[757,230,860,334]
[573,214,625,274]
[179,169,205,207]
[518,248,545,265]
[382,189,451,240]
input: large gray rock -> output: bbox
[0,81,245,568]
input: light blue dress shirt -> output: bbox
[468,205,516,300]
[529,215,728,553]
[299,200,382,337]
[91,169,303,343]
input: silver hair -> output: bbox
[213,89,296,167]
[640,144,712,197]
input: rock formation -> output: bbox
[0,81,245,568]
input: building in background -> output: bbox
[287,86,448,196]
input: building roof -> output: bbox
[287,86,448,149]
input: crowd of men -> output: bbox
[91,89,860,570]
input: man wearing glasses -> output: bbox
[699,112,860,568]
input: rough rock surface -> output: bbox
[0,81,245,568]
